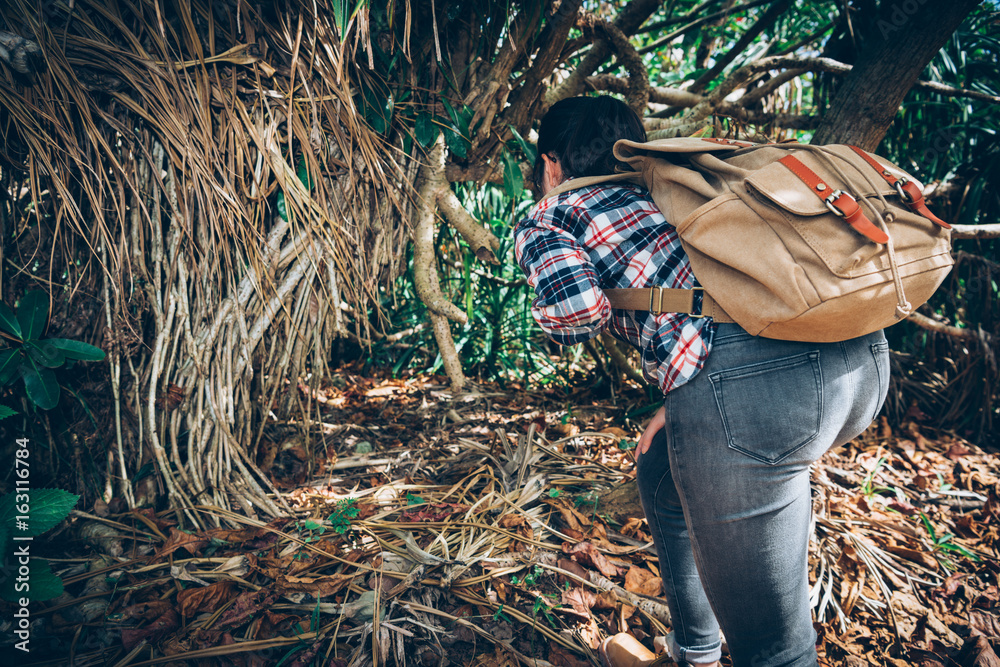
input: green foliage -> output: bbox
[918,512,981,566]
[327,498,360,535]
[0,487,79,601]
[0,291,106,410]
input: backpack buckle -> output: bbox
[824,190,856,217]
[894,177,913,202]
[648,286,664,315]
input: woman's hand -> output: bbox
[636,405,666,459]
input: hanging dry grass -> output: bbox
[0,0,414,524]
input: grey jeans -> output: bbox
[636,324,889,666]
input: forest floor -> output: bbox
[13,365,1000,667]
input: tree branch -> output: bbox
[951,224,1000,240]
[586,75,702,108]
[906,311,983,342]
[544,0,661,106]
[687,0,793,95]
[601,332,646,386]
[576,12,649,114]
[412,140,467,326]
[504,0,584,125]
[435,187,501,264]
[413,139,467,391]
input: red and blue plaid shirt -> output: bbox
[514,183,716,394]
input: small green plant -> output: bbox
[406,492,424,505]
[918,512,981,565]
[531,595,559,630]
[327,498,360,535]
[0,290,105,410]
[617,439,636,452]
[0,485,79,601]
[492,604,511,622]
[299,518,326,543]
[860,456,890,499]
[547,488,560,498]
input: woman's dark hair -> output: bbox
[533,96,646,189]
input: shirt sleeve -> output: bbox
[514,200,611,345]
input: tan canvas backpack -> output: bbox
[545,137,954,342]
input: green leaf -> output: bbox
[441,100,474,136]
[276,191,289,222]
[26,341,65,368]
[331,0,350,36]
[415,113,440,148]
[295,158,313,191]
[1,558,64,602]
[0,488,80,538]
[45,339,106,362]
[509,126,537,164]
[0,349,22,385]
[0,404,15,421]
[502,149,524,198]
[443,127,468,159]
[0,301,22,339]
[20,360,60,410]
[16,291,49,341]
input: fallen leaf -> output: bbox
[121,607,179,650]
[907,648,948,667]
[277,573,354,598]
[177,581,237,618]
[548,641,591,666]
[561,586,597,614]
[153,527,209,560]
[217,587,280,631]
[969,610,1000,637]
[624,566,662,597]
[946,443,972,461]
[957,635,1000,667]
[563,542,622,578]
[498,514,533,551]
[557,558,589,583]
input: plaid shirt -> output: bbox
[514,183,716,394]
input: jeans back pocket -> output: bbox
[709,351,823,465]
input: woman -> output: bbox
[514,96,889,667]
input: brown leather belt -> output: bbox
[604,287,735,323]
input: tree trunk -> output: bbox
[812,0,980,149]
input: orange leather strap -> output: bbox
[846,145,951,229]
[778,155,889,244]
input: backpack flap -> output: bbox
[672,144,953,341]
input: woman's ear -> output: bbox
[541,153,565,194]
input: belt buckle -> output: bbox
[648,286,664,315]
